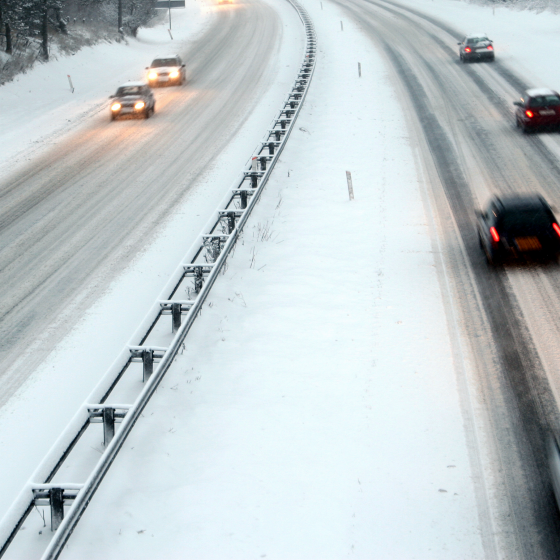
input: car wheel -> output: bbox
[110,113,116,121]
[144,107,150,119]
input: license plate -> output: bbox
[515,237,542,251]
[540,109,555,116]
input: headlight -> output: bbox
[134,101,145,110]
[148,71,158,80]
[169,70,179,78]
[111,102,121,111]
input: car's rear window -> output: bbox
[500,209,551,229]
[117,86,143,96]
[528,95,560,108]
[151,58,178,67]
[466,37,488,45]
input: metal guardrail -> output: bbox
[0,2,315,558]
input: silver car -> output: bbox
[146,55,186,87]
[458,33,495,63]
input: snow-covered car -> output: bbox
[458,33,494,62]
[514,88,560,133]
[476,194,560,264]
[146,55,186,87]
[109,82,155,120]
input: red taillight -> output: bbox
[465,47,471,53]
[553,223,560,237]
[490,227,500,242]
[525,110,534,118]
[487,45,493,51]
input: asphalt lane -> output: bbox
[335,0,560,557]
[0,0,280,408]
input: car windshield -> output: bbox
[466,37,488,45]
[500,209,551,230]
[116,86,143,96]
[151,58,178,68]
[528,95,560,107]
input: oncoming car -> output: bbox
[458,33,494,62]
[146,55,186,87]
[109,82,155,120]
[476,194,560,265]
[514,88,560,133]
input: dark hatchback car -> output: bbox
[458,33,494,62]
[109,82,155,120]
[514,88,560,132]
[477,194,560,264]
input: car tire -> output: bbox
[144,107,151,119]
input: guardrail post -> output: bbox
[142,349,154,382]
[171,302,182,333]
[51,488,64,531]
[240,190,247,208]
[275,130,281,141]
[251,174,258,188]
[194,267,204,293]
[260,157,267,171]
[227,212,236,234]
[268,142,275,155]
[281,119,287,130]
[103,407,115,446]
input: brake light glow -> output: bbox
[553,223,560,237]
[490,227,500,242]
[465,47,471,53]
[525,110,534,118]
[487,45,493,51]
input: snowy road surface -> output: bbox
[5,0,560,558]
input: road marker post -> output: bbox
[346,171,354,200]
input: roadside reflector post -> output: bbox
[251,156,258,171]
[346,170,354,201]
[67,75,74,93]
[358,62,361,77]
[50,488,64,531]
[103,407,115,446]
[171,302,182,333]
[142,349,154,381]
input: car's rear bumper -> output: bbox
[463,52,494,60]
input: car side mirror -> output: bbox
[182,64,185,67]
[457,42,461,45]
[109,95,114,99]
[475,209,483,218]
[145,67,149,70]
[513,101,522,107]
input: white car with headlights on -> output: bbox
[146,55,186,87]
[109,82,155,120]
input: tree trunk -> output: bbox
[41,0,48,61]
[5,22,11,54]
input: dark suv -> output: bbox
[458,33,494,62]
[476,194,560,264]
[514,88,560,132]
[109,82,155,120]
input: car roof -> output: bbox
[526,87,558,97]
[466,32,488,38]
[492,194,549,211]
[153,55,180,60]
[118,81,147,88]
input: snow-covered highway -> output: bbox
[5,0,560,558]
